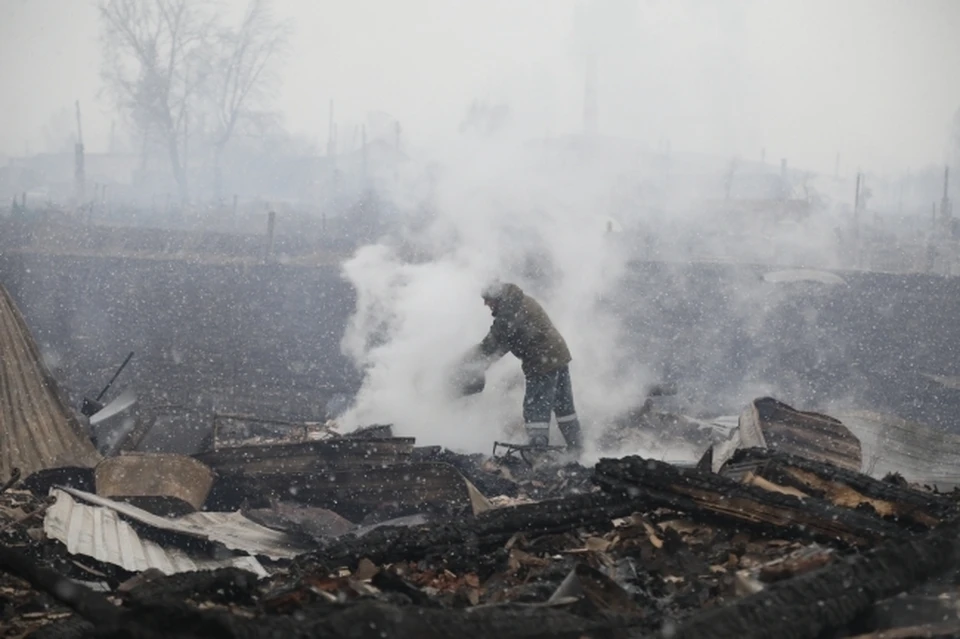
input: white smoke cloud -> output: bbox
[337,133,658,453]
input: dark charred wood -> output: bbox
[193,437,415,476]
[850,582,960,635]
[84,599,638,639]
[671,517,960,639]
[295,492,639,571]
[24,616,94,639]
[208,462,477,522]
[747,396,862,471]
[594,456,905,547]
[369,570,441,607]
[21,467,95,497]
[0,543,120,626]
[122,568,260,607]
[344,424,394,439]
[727,448,956,528]
[411,448,521,498]
[1,468,22,494]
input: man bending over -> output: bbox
[464,281,583,454]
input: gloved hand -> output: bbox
[452,346,487,397]
[460,374,485,396]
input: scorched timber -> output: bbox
[296,492,640,570]
[594,456,906,546]
[724,448,956,528]
[0,545,633,639]
[671,516,960,639]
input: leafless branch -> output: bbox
[98,0,290,203]
[211,0,291,150]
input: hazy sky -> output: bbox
[2,0,959,174]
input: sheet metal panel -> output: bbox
[53,486,306,560]
[44,489,267,577]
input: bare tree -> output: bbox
[209,0,290,201]
[98,0,289,204]
[99,0,215,204]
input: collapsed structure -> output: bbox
[3,278,960,639]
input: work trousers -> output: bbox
[523,365,583,449]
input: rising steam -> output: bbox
[337,134,657,453]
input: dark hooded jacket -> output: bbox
[478,283,571,376]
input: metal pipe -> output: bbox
[96,351,135,402]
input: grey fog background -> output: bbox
[3,0,960,174]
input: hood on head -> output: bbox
[482,281,524,305]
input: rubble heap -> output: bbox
[3,440,960,639]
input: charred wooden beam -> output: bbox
[2,546,635,639]
[93,599,632,639]
[671,516,960,639]
[726,448,956,528]
[741,396,862,471]
[594,456,905,547]
[0,543,120,626]
[193,437,415,476]
[295,492,638,571]
[855,584,960,635]
[210,462,481,522]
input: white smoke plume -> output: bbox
[338,134,658,454]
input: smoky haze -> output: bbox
[2,0,960,173]
[3,0,960,458]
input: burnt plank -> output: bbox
[208,462,479,521]
[742,397,862,471]
[193,437,415,475]
[671,516,960,639]
[295,492,639,570]
[728,448,956,528]
[594,456,905,547]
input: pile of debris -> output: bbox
[4,423,960,639]
[6,280,960,638]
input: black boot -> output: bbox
[557,418,583,455]
[525,424,550,448]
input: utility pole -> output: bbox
[361,125,368,187]
[74,100,86,215]
[327,99,336,158]
[853,171,863,269]
[182,107,189,205]
[582,50,598,138]
[853,171,862,258]
[265,210,276,262]
[941,166,952,225]
[780,158,788,200]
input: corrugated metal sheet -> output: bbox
[44,489,268,577]
[0,282,101,478]
[53,486,306,560]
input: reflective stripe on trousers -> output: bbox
[522,366,577,424]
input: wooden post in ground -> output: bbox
[265,210,276,262]
[74,101,85,217]
[941,166,952,229]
